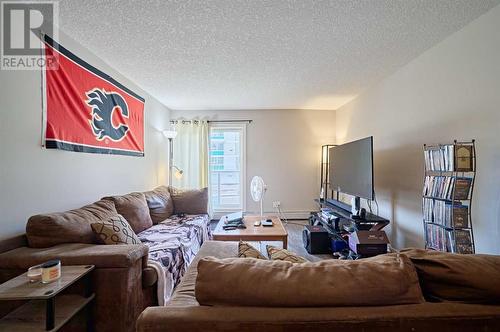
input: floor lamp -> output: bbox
[163,130,183,188]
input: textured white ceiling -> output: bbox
[56,0,499,111]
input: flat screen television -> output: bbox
[328,136,374,201]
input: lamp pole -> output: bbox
[168,137,174,189]
[163,130,182,189]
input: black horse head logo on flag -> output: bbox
[85,88,130,141]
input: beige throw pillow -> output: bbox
[91,214,141,245]
[238,241,266,259]
[266,245,308,263]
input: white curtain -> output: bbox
[172,120,209,190]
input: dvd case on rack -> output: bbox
[423,198,469,228]
[424,145,454,172]
[452,229,473,254]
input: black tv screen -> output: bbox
[329,136,374,200]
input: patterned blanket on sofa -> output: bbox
[138,214,212,305]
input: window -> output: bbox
[209,124,246,214]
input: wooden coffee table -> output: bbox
[213,215,288,249]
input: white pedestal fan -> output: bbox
[250,176,267,224]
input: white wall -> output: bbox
[171,109,336,218]
[335,5,500,254]
[0,31,171,240]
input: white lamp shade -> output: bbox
[174,170,183,179]
[163,130,177,139]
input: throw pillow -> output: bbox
[170,187,208,214]
[91,214,141,245]
[103,192,153,234]
[26,199,117,248]
[401,248,500,303]
[238,241,266,259]
[266,245,308,263]
[195,254,425,307]
[143,186,174,224]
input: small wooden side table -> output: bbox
[0,265,95,331]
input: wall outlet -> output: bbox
[272,201,281,208]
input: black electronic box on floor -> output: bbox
[348,231,389,257]
[302,225,330,254]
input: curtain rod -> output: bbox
[170,119,252,124]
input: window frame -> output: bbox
[208,123,247,217]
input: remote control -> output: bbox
[262,219,273,227]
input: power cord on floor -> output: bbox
[285,221,309,226]
[276,205,288,224]
[373,192,379,215]
[276,206,306,226]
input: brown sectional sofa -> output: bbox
[137,241,500,332]
[0,186,210,332]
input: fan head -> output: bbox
[250,176,266,202]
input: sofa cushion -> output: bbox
[139,302,500,332]
[26,199,117,248]
[401,248,500,303]
[138,214,212,304]
[143,186,174,224]
[238,241,266,259]
[196,253,424,307]
[266,245,308,263]
[103,193,153,234]
[91,214,141,245]
[169,241,238,307]
[170,187,208,214]
[0,243,148,269]
[142,267,159,288]
[0,235,28,254]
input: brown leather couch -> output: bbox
[137,241,500,332]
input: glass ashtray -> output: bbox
[27,265,42,283]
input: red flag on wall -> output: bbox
[42,35,145,157]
